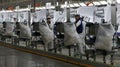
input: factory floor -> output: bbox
[0,40,120,67]
[19,42,120,67]
[0,46,80,67]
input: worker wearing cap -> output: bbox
[74,14,85,37]
[13,18,17,23]
[47,16,53,30]
[74,14,87,55]
[46,16,54,51]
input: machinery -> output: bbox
[0,0,120,66]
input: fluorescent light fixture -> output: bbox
[46,2,51,6]
[107,0,116,4]
[107,0,112,4]
[3,10,13,12]
[69,4,74,7]
[36,6,55,10]
[0,10,5,13]
[56,2,59,6]
[50,6,55,9]
[14,8,30,12]
[99,1,107,4]
[61,4,66,8]
[88,3,94,6]
[65,1,68,6]
[28,5,31,9]
[36,7,46,10]
[61,3,78,8]
[61,1,68,8]
[42,7,46,9]
[117,0,120,3]
[93,2,101,5]
[73,3,80,7]
[0,9,5,13]
[79,3,86,6]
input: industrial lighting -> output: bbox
[69,4,74,7]
[56,2,59,6]
[117,0,120,3]
[93,2,101,5]
[15,8,30,12]
[107,0,116,4]
[61,3,77,8]
[36,7,46,10]
[79,3,86,6]
[99,1,107,4]
[46,2,52,9]
[36,6,55,10]
[73,3,80,7]
[61,1,68,8]
[50,6,55,9]
[46,2,51,6]
[1,10,13,12]
[65,1,68,6]
[61,4,66,8]
[87,2,94,6]
[61,2,83,8]
[0,9,5,13]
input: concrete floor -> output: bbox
[1,40,120,67]
[0,46,81,67]
[37,44,120,67]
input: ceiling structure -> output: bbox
[0,0,118,10]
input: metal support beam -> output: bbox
[66,8,70,22]
[33,0,36,12]
[66,1,71,22]
[111,4,117,27]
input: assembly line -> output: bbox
[0,0,120,67]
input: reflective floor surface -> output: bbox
[0,46,81,67]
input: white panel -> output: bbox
[104,4,111,23]
[18,11,29,22]
[31,9,46,23]
[8,12,17,22]
[54,9,67,22]
[70,8,78,22]
[94,6,105,23]
[77,6,95,22]
[1,12,9,22]
[117,4,120,24]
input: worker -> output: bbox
[74,14,87,55]
[75,14,84,34]
[13,18,17,23]
[46,16,54,51]
[46,16,53,30]
[74,14,86,39]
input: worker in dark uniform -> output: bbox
[74,14,87,55]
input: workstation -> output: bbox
[0,0,120,67]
